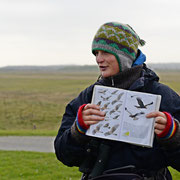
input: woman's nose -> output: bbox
[96,53,104,63]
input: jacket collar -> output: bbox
[97,64,159,91]
[129,64,159,91]
[98,65,143,90]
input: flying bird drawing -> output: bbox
[100,102,110,111]
[111,92,124,105]
[134,97,153,109]
[104,124,119,136]
[109,109,116,115]
[130,95,138,98]
[96,101,102,106]
[101,95,112,101]
[98,89,108,95]
[114,103,122,111]
[92,124,103,135]
[111,90,118,95]
[113,115,120,120]
[125,107,145,120]
[103,123,110,128]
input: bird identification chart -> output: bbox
[86,85,161,147]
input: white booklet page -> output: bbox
[86,85,161,147]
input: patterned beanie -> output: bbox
[92,22,145,72]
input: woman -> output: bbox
[54,22,180,180]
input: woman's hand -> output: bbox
[146,111,167,135]
[82,104,105,126]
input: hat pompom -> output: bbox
[139,39,146,46]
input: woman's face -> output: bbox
[95,50,119,78]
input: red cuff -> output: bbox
[77,104,90,130]
[157,112,172,138]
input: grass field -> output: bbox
[0,71,98,133]
[0,150,179,180]
[0,70,179,134]
[0,70,180,179]
[0,150,81,180]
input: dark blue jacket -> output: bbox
[54,64,180,176]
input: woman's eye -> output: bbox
[102,51,109,55]
[94,51,99,56]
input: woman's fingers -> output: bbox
[83,108,105,116]
[83,114,105,126]
[154,129,163,135]
[82,104,105,126]
[155,116,167,125]
[83,104,105,116]
[84,104,100,110]
[146,111,166,119]
[146,111,167,135]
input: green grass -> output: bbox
[169,167,180,180]
[0,72,98,132]
[0,150,81,180]
[157,71,180,94]
[0,70,179,134]
[0,150,179,180]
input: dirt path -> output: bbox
[0,136,55,152]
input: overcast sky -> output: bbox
[0,0,180,67]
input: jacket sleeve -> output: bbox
[153,82,180,171]
[54,85,94,167]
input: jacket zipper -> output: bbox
[111,77,114,86]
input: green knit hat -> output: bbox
[92,22,145,72]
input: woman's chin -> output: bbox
[101,71,110,78]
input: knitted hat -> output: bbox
[92,22,145,72]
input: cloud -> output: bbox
[0,0,180,67]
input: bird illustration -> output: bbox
[103,123,110,128]
[104,124,119,136]
[96,101,102,106]
[134,97,153,109]
[92,124,103,135]
[112,99,118,105]
[130,95,138,98]
[125,107,145,120]
[113,115,120,120]
[101,95,112,101]
[109,109,116,115]
[111,90,118,95]
[114,103,122,111]
[100,102,110,111]
[98,89,108,95]
[111,92,124,105]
